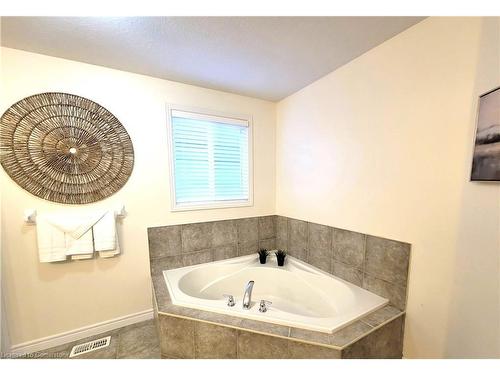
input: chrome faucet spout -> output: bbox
[242,280,255,309]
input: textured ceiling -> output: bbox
[1,17,425,101]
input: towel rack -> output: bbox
[23,205,127,225]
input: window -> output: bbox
[167,106,252,211]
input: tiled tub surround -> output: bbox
[148,216,277,269]
[152,271,404,358]
[275,216,411,311]
[148,215,410,358]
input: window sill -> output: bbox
[170,200,253,212]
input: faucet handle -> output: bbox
[259,300,272,313]
[223,294,235,307]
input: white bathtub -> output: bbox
[163,255,389,333]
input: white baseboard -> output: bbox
[8,309,154,355]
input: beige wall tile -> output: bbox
[158,315,195,359]
[194,322,237,359]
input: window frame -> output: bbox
[166,104,254,212]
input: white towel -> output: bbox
[67,230,95,260]
[36,211,107,262]
[46,211,105,240]
[36,214,68,263]
[93,211,120,258]
[49,212,105,260]
[98,233,121,258]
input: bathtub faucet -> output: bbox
[242,280,255,309]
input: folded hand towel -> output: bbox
[36,210,120,262]
[98,233,121,258]
[46,212,105,260]
[46,211,106,240]
[36,214,67,263]
[93,211,120,258]
[67,229,95,260]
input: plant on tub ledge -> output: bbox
[275,249,287,266]
[257,249,269,264]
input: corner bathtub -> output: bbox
[163,255,388,333]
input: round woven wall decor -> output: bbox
[0,92,134,204]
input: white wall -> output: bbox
[276,17,499,358]
[0,47,276,346]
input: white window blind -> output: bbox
[169,109,250,209]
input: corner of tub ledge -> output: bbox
[151,274,173,313]
[359,304,405,330]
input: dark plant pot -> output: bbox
[276,256,286,267]
[259,255,268,264]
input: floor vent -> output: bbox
[69,336,111,358]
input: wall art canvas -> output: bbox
[471,87,500,181]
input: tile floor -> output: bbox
[24,319,160,359]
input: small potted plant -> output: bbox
[257,249,269,264]
[275,249,287,267]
